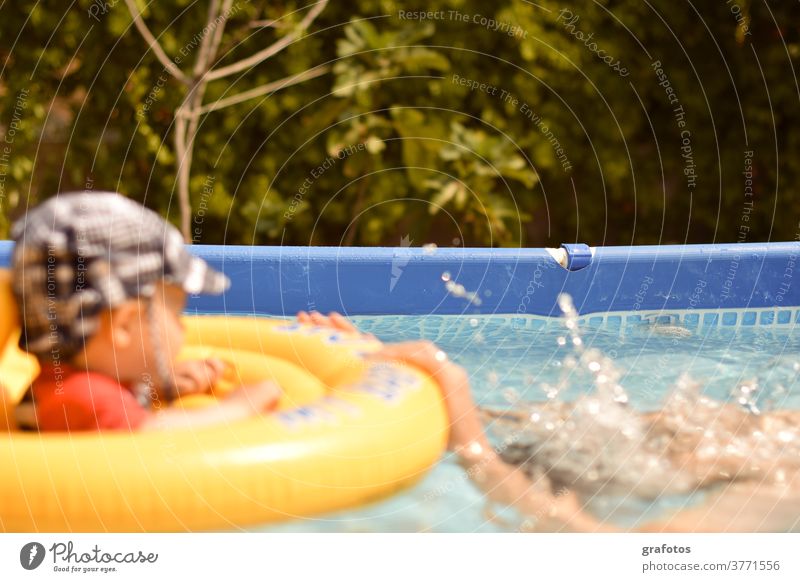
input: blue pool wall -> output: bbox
[1,241,798,317]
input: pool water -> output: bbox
[260,311,800,532]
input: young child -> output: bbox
[12,192,280,431]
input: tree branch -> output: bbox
[248,19,290,29]
[193,0,222,77]
[123,0,190,85]
[188,65,329,117]
[205,0,236,72]
[204,0,328,82]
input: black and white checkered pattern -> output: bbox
[11,191,229,359]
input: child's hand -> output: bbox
[296,310,379,342]
[173,358,227,396]
[141,380,281,431]
[367,341,466,384]
[367,341,482,451]
[225,381,281,413]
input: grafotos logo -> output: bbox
[19,542,46,570]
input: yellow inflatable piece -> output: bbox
[0,270,449,532]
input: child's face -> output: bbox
[84,281,187,389]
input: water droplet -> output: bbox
[452,237,461,245]
[422,243,438,255]
[469,318,478,327]
[441,271,451,282]
[557,336,567,346]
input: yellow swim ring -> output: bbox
[0,269,449,531]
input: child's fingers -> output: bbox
[309,311,328,327]
[329,312,358,333]
[204,358,227,379]
[302,310,378,342]
[174,369,203,394]
[174,360,219,394]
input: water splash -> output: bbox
[487,294,800,499]
[441,271,482,306]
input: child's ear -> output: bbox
[107,301,143,349]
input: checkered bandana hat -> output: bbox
[11,191,230,360]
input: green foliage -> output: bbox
[1,1,799,246]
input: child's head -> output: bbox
[11,192,229,393]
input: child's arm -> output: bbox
[368,341,619,532]
[139,382,280,431]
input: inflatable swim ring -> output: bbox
[0,270,449,531]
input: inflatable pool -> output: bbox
[0,269,448,532]
[1,240,798,532]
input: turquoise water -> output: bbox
[261,313,800,532]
